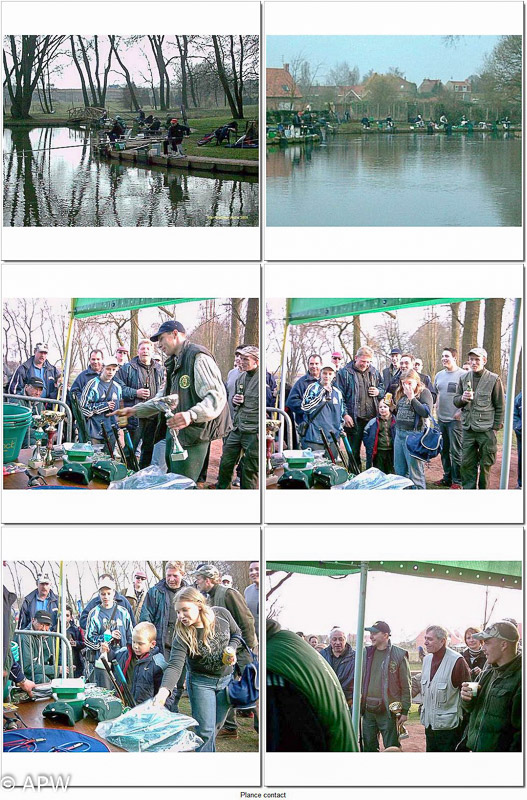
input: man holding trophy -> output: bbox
[115,320,230,483]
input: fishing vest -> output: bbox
[459,369,499,432]
[234,368,259,432]
[166,342,231,447]
[420,647,463,731]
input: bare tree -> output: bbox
[461,301,481,363]
[482,298,505,374]
[245,297,259,346]
[450,302,462,355]
[3,35,66,118]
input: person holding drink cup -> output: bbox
[459,621,521,752]
[153,587,242,752]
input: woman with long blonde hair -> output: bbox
[154,586,242,751]
[393,368,433,489]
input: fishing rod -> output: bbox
[111,423,129,468]
[342,435,361,476]
[111,659,135,708]
[330,431,349,472]
[319,428,336,465]
[122,427,140,473]
[100,424,115,458]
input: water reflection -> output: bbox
[3,127,258,227]
[266,133,521,227]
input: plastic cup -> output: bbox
[466,682,479,697]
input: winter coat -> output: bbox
[8,357,60,400]
[130,645,167,704]
[139,579,189,653]
[117,357,164,407]
[19,588,59,632]
[300,382,345,446]
[79,593,136,632]
[335,363,385,422]
[362,415,396,467]
[462,653,521,752]
[70,367,100,399]
[320,643,355,703]
[84,602,134,675]
[361,643,412,715]
[287,373,320,425]
[79,376,122,439]
[513,392,522,434]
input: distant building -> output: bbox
[267,64,303,111]
[418,78,443,95]
[445,79,473,102]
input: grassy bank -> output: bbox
[178,696,258,752]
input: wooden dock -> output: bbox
[100,145,258,176]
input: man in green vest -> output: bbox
[453,347,504,489]
[116,320,231,483]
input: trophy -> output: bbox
[28,414,47,469]
[388,701,409,740]
[266,419,281,475]
[150,394,188,465]
[39,410,66,477]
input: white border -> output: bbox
[2,525,261,787]
[265,262,524,524]
[263,1,523,262]
[264,525,524,787]
[2,262,261,524]
[1,1,261,262]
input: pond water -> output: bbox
[266,132,521,227]
[3,127,258,227]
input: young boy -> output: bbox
[129,621,170,706]
[362,400,395,473]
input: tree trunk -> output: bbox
[515,349,522,396]
[212,35,242,119]
[176,36,189,109]
[482,298,505,374]
[70,36,90,107]
[450,302,462,356]
[77,37,98,106]
[245,298,259,346]
[109,36,140,111]
[461,301,481,364]
[230,298,242,355]
[130,310,139,356]
[353,316,361,354]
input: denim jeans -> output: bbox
[186,671,232,752]
[438,419,462,484]
[394,428,426,489]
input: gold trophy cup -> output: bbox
[388,701,409,741]
[150,394,188,466]
[39,410,66,477]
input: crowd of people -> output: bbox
[271,343,521,489]
[6,322,260,489]
[4,561,260,752]
[267,618,521,753]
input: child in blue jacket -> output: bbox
[362,401,396,473]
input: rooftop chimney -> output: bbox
[284,63,289,74]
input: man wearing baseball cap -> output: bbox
[79,354,122,447]
[8,342,61,400]
[124,569,149,619]
[217,346,259,490]
[9,376,46,449]
[19,609,56,683]
[454,346,504,489]
[382,347,402,392]
[361,621,411,751]
[116,321,230,483]
[299,360,345,459]
[19,573,58,631]
[460,621,521,751]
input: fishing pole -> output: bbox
[319,428,336,465]
[111,423,129,468]
[330,431,349,472]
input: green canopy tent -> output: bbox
[266,559,522,742]
[59,297,209,432]
[275,297,522,488]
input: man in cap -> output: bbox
[4,583,36,698]
[320,628,355,707]
[116,320,231,484]
[19,573,59,631]
[115,347,129,367]
[331,351,344,372]
[217,345,259,490]
[164,118,191,157]
[79,574,135,631]
[70,349,103,397]
[8,343,61,400]
[124,569,149,619]
[79,355,122,447]
[420,624,470,751]
[361,621,411,751]
[382,347,402,392]
[19,610,56,683]
[140,561,189,710]
[460,621,521,751]
[299,361,345,459]
[454,347,504,489]
[193,564,257,738]
[221,574,233,588]
[10,376,45,448]
[117,339,164,469]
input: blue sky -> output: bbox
[266,35,501,84]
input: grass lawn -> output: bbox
[178,696,259,753]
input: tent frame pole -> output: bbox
[500,298,522,489]
[351,561,368,743]
[57,300,75,443]
[277,308,290,453]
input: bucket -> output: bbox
[3,403,32,462]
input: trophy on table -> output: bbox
[39,410,66,477]
[388,701,409,741]
[27,414,47,469]
[149,394,188,466]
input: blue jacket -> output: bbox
[513,392,522,434]
[320,643,355,703]
[336,363,385,422]
[300,382,345,446]
[140,579,189,653]
[130,645,167,704]
[80,376,122,439]
[266,371,277,409]
[19,588,59,631]
[70,367,100,398]
[362,415,396,468]
[117,356,164,407]
[84,602,134,675]
[287,373,319,425]
[79,593,135,632]
[8,357,61,400]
